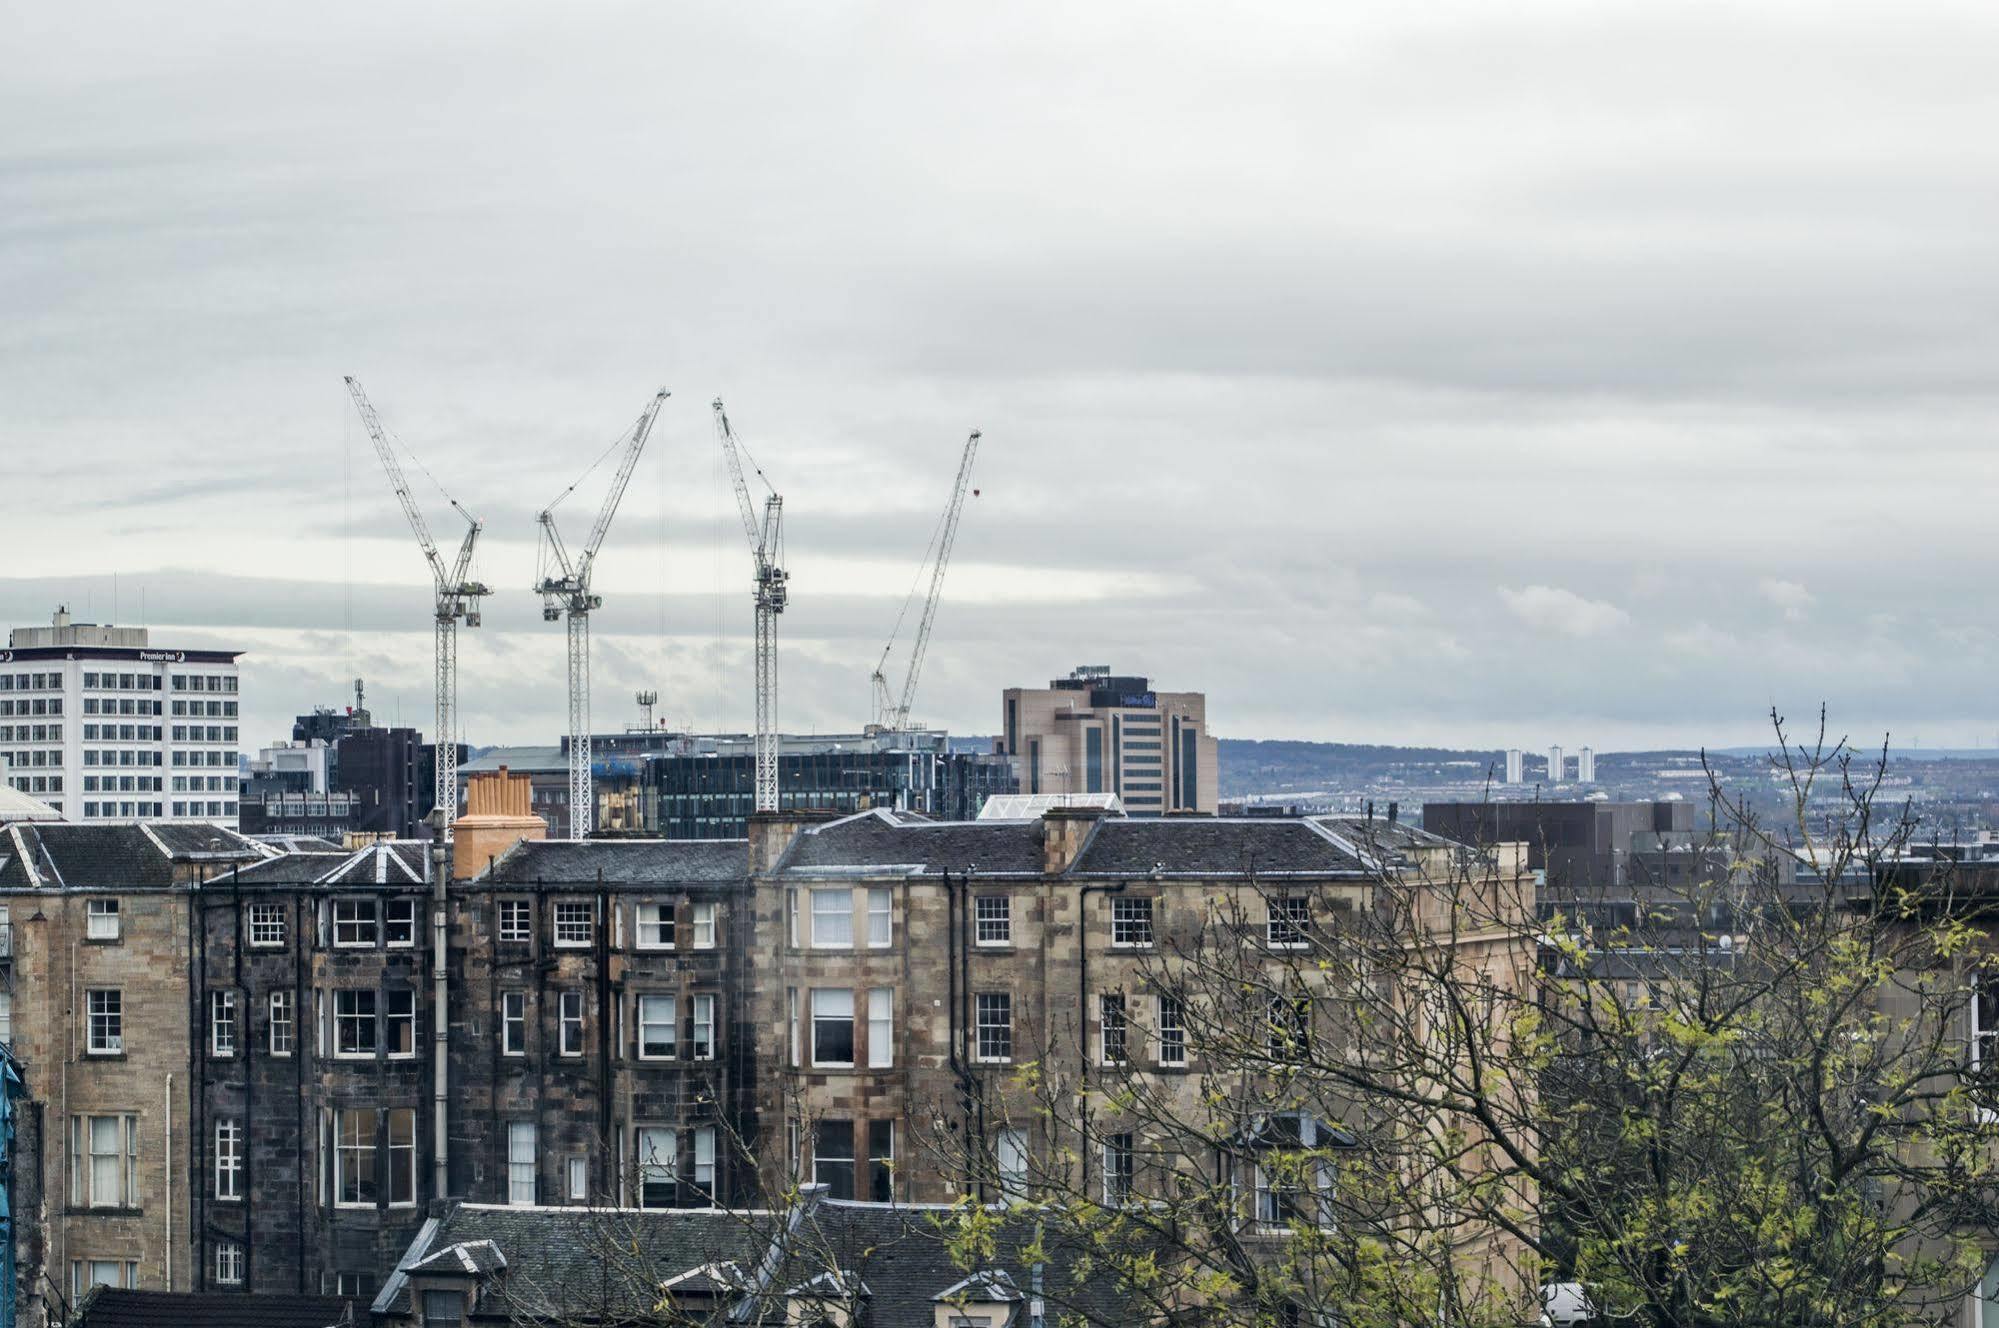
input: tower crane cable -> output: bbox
[536,387,669,841]
[342,376,491,842]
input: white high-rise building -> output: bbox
[1578,746,1596,783]
[1504,748,1524,784]
[1547,744,1565,783]
[2,607,244,825]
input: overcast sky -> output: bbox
[6,1,1999,754]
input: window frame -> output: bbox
[1266,895,1312,950]
[558,990,585,1057]
[215,1239,245,1286]
[974,894,1011,947]
[635,901,676,951]
[867,987,894,1069]
[691,993,716,1061]
[866,887,893,948]
[269,989,295,1057]
[507,1120,537,1207]
[501,991,527,1057]
[1099,993,1128,1067]
[248,902,287,948]
[215,1118,244,1201]
[334,989,379,1060]
[1156,994,1187,1067]
[975,991,1013,1064]
[1111,895,1155,948]
[809,888,854,949]
[85,897,120,942]
[553,900,595,949]
[210,989,238,1058]
[85,988,122,1056]
[497,898,533,944]
[811,988,856,1068]
[385,898,418,948]
[332,897,380,948]
[386,989,419,1059]
[635,1125,678,1209]
[636,993,678,1060]
[691,900,717,949]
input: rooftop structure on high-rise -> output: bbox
[999,665,1217,815]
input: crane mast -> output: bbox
[712,400,788,813]
[344,377,490,840]
[887,429,981,732]
[537,389,668,840]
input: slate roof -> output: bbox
[374,1202,778,1320]
[317,841,428,886]
[73,1287,357,1328]
[748,1200,1142,1325]
[777,809,1046,877]
[225,851,353,885]
[1066,817,1374,878]
[480,838,750,886]
[0,822,267,890]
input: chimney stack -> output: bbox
[450,765,547,879]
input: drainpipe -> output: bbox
[164,1074,172,1291]
[427,808,450,1199]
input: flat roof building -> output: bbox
[999,665,1217,815]
[3,607,243,827]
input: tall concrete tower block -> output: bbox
[1578,747,1596,783]
[1504,749,1524,784]
[1548,745,1565,782]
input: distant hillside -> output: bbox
[1219,739,1501,799]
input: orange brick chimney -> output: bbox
[451,765,547,880]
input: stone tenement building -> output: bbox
[2,770,1511,1317]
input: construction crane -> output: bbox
[871,429,982,732]
[536,389,669,840]
[344,377,491,840]
[711,399,788,813]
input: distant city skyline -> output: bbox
[10,3,1999,754]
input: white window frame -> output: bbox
[867,987,894,1069]
[1266,895,1311,949]
[333,1108,377,1208]
[385,898,418,948]
[498,899,532,943]
[210,989,237,1057]
[975,992,1013,1064]
[1099,993,1127,1067]
[974,894,1011,946]
[215,1239,244,1286]
[811,988,856,1068]
[248,902,286,948]
[637,994,678,1060]
[507,1121,536,1206]
[810,888,854,948]
[85,897,120,941]
[997,1128,1028,1205]
[691,993,716,1061]
[333,898,379,948]
[1111,895,1155,948]
[553,900,594,949]
[635,1126,677,1208]
[567,1155,588,1203]
[1156,994,1187,1067]
[387,1106,417,1207]
[692,1125,717,1199]
[85,988,122,1055]
[692,900,717,949]
[269,989,295,1057]
[386,989,418,1059]
[559,990,585,1056]
[501,991,526,1057]
[1102,1132,1135,1206]
[72,1113,138,1208]
[215,1118,244,1200]
[636,902,676,951]
[867,887,893,948]
[334,989,378,1060]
